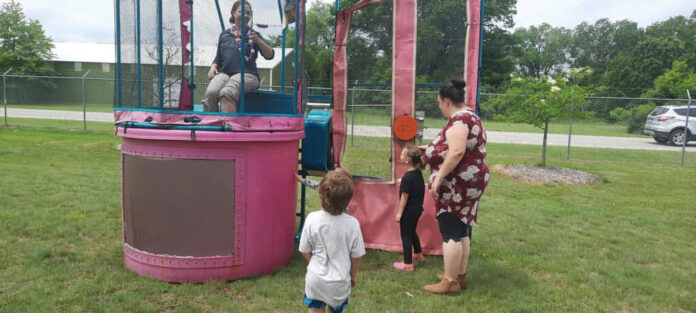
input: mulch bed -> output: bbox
[491,164,602,185]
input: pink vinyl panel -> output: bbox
[333,0,444,255]
[464,0,482,110]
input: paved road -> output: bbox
[2,108,114,122]
[3,108,695,152]
[348,125,695,152]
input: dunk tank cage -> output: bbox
[113,0,320,282]
[331,0,484,255]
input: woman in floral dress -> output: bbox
[422,79,489,295]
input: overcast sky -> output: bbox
[10,0,696,43]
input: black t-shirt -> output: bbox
[399,170,425,214]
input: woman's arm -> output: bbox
[209,33,224,80]
[430,124,469,198]
[251,32,275,60]
[207,63,218,80]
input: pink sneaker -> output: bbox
[413,253,426,262]
[393,262,415,272]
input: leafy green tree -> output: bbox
[642,60,696,99]
[266,1,337,86]
[284,0,518,88]
[0,0,54,74]
[645,12,696,68]
[489,71,591,166]
[570,19,645,92]
[512,23,571,78]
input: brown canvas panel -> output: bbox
[123,155,236,257]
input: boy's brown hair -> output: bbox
[334,167,353,179]
[318,170,354,215]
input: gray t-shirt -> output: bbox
[298,210,366,306]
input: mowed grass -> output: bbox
[1,117,116,132]
[0,128,695,312]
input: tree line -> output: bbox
[275,1,695,125]
[3,0,695,122]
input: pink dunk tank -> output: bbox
[117,126,303,282]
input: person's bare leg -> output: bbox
[443,239,462,282]
[423,240,461,294]
[220,96,236,112]
[309,308,325,313]
[459,236,470,275]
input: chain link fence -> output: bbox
[2,75,694,168]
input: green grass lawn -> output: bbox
[1,128,695,312]
[1,117,116,132]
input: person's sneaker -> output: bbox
[413,253,426,262]
[393,262,415,272]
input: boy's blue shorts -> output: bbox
[303,295,348,313]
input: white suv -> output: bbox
[643,105,696,145]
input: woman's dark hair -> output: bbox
[403,144,426,170]
[439,79,466,104]
[229,1,251,24]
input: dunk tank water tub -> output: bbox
[112,0,324,282]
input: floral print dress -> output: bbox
[424,109,489,225]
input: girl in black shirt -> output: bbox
[393,144,426,271]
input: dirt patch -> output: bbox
[492,164,602,185]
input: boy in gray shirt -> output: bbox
[299,171,365,313]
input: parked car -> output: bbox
[643,105,696,145]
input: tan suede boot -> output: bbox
[437,273,467,289]
[423,278,460,295]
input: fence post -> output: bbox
[2,68,12,127]
[681,90,691,167]
[566,94,574,160]
[82,70,91,130]
[351,81,357,146]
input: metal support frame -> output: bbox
[214,0,225,31]
[137,0,142,108]
[567,95,574,160]
[281,30,287,93]
[239,0,247,112]
[115,0,122,108]
[296,169,307,242]
[2,67,12,127]
[2,68,12,127]
[81,70,91,130]
[681,90,692,167]
[157,0,164,109]
[189,0,196,107]
[293,0,300,113]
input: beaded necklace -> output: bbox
[230,24,258,62]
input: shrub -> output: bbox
[608,107,631,123]
[627,104,655,133]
